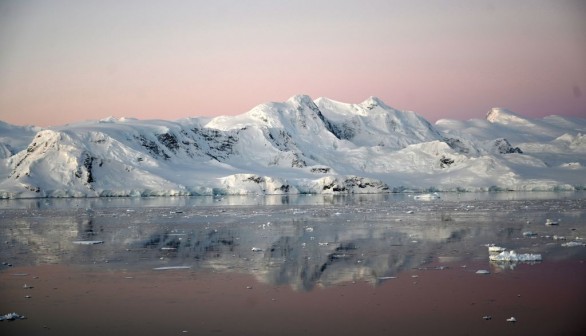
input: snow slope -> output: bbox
[0,96,584,198]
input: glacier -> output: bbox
[0,95,585,198]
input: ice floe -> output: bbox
[72,240,104,245]
[561,241,586,247]
[489,250,542,262]
[413,193,440,200]
[487,245,506,253]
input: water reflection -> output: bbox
[1,191,584,209]
[1,195,585,291]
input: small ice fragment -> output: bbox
[553,235,566,241]
[305,227,314,232]
[506,317,517,323]
[72,240,104,245]
[483,316,492,320]
[251,247,263,252]
[522,231,537,237]
[153,266,191,270]
[378,276,397,280]
[160,247,177,250]
[561,241,586,247]
[476,270,490,275]
[23,284,33,289]
[406,210,414,214]
[488,245,506,253]
[545,219,559,226]
[24,295,31,299]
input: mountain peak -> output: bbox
[361,96,390,110]
[486,108,527,124]
[287,94,315,107]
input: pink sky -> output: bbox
[0,0,584,127]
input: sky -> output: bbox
[0,0,585,127]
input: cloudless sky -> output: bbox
[0,0,584,127]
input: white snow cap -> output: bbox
[0,95,585,198]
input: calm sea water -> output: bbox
[1,193,585,335]
[1,192,585,283]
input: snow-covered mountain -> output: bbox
[1,95,584,198]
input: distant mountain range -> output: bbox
[1,95,585,198]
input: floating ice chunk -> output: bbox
[522,231,537,237]
[378,276,397,280]
[475,270,490,275]
[506,317,517,323]
[489,250,542,262]
[561,241,586,247]
[413,193,440,200]
[153,266,191,270]
[488,245,506,253]
[72,240,104,245]
[406,210,414,214]
[545,218,560,226]
[0,312,26,321]
[251,247,263,252]
[553,235,566,241]
[305,227,314,232]
[482,315,492,320]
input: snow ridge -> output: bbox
[1,96,585,198]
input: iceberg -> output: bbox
[0,312,26,321]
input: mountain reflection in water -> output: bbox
[1,193,585,291]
